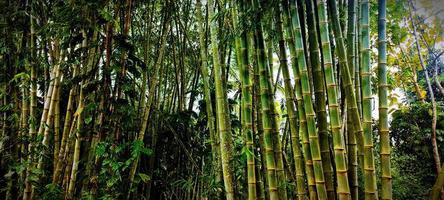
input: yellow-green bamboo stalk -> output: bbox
[282,1,307,199]
[289,0,327,198]
[232,2,257,199]
[23,5,37,198]
[195,0,221,188]
[53,77,61,172]
[52,80,77,184]
[208,0,236,198]
[67,29,90,199]
[249,1,280,199]
[327,0,373,199]
[250,27,269,200]
[38,62,61,171]
[289,0,318,198]
[62,114,78,192]
[258,8,287,196]
[359,1,379,198]
[305,0,335,198]
[316,0,352,199]
[19,73,29,189]
[346,0,359,198]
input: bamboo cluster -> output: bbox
[0,0,394,199]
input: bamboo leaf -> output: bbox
[138,173,151,183]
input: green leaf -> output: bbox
[138,173,151,183]
[95,143,106,156]
[13,72,30,81]
[84,116,93,124]
[99,9,113,22]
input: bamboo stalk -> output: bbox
[250,1,280,199]
[378,0,392,199]
[232,2,257,199]
[306,1,336,198]
[359,1,379,198]
[195,0,221,190]
[282,1,308,199]
[346,0,359,199]
[316,0,353,199]
[38,62,61,172]
[289,0,318,198]
[53,77,61,172]
[289,1,328,198]
[208,0,236,198]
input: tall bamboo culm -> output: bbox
[378,0,392,199]
[282,0,307,199]
[316,0,352,199]
[23,4,37,198]
[360,0,379,199]
[326,1,368,199]
[346,0,359,199]
[305,1,335,198]
[266,5,288,200]
[289,0,328,198]
[232,2,257,199]
[289,0,318,198]
[195,0,221,191]
[250,1,279,199]
[208,0,236,199]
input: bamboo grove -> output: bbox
[1,0,442,199]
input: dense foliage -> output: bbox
[0,0,443,199]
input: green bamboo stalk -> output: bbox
[241,33,258,198]
[67,87,83,200]
[258,10,287,197]
[347,106,359,200]
[316,0,353,199]
[355,0,365,178]
[359,1,379,198]
[250,28,269,200]
[281,1,307,199]
[249,1,280,199]
[232,2,257,199]
[356,0,362,118]
[378,0,391,199]
[346,0,359,198]
[62,115,77,191]
[195,0,221,190]
[20,77,29,184]
[30,59,57,197]
[289,0,327,198]
[347,0,357,84]
[305,1,335,198]
[265,7,288,200]
[36,67,55,144]
[326,0,373,199]
[289,0,318,198]
[208,0,236,198]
